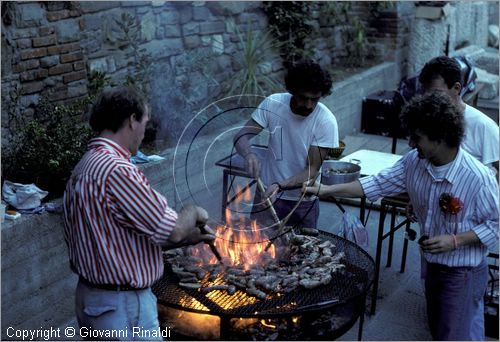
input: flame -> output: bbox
[191,184,276,269]
[242,184,252,201]
[176,182,280,312]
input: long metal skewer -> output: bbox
[198,223,224,264]
[256,178,281,224]
[256,178,305,252]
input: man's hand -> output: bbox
[405,203,418,223]
[165,205,215,249]
[302,182,322,197]
[263,182,280,200]
[420,234,455,254]
[245,152,260,179]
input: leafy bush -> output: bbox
[262,1,316,67]
[2,97,94,199]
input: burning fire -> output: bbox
[190,185,276,269]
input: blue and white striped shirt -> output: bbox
[360,148,498,267]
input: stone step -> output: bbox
[476,67,499,100]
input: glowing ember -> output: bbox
[177,296,209,312]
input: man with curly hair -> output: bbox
[419,55,499,174]
[233,59,339,232]
[304,92,498,340]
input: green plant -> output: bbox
[368,1,396,18]
[224,19,282,97]
[2,98,94,198]
[88,70,113,98]
[343,17,369,67]
[110,12,153,98]
[321,2,352,27]
[262,1,316,67]
[319,2,371,68]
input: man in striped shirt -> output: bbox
[304,92,498,340]
[63,87,215,340]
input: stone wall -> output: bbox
[1,1,277,146]
[1,209,77,340]
[489,1,499,26]
[1,1,412,149]
[408,1,491,75]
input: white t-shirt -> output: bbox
[462,104,499,169]
[252,93,339,200]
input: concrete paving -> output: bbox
[318,200,432,341]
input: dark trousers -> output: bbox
[251,190,319,228]
[425,260,488,340]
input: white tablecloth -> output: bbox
[340,149,403,177]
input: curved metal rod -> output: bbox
[263,179,311,251]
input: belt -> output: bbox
[79,276,149,291]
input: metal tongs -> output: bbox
[256,178,302,252]
[198,223,224,264]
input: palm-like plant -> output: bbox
[225,20,283,97]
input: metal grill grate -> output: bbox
[153,231,375,317]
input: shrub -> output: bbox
[2,97,94,199]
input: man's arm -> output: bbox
[108,167,214,248]
[233,119,264,178]
[420,231,479,254]
[264,145,329,198]
[304,179,366,198]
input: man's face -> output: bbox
[130,107,150,155]
[290,90,322,117]
[408,131,441,163]
[423,76,460,102]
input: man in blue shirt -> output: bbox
[304,92,498,340]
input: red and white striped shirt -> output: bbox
[63,138,177,288]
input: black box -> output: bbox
[361,90,407,138]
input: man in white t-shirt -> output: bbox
[419,56,499,174]
[233,59,339,233]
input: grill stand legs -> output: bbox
[220,316,231,341]
[357,295,367,340]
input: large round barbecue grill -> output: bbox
[153,231,375,340]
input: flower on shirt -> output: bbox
[439,193,463,215]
